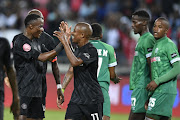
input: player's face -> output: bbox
[31,18,44,38]
[131,15,143,34]
[71,25,82,43]
[153,19,167,39]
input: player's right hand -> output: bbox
[57,88,64,109]
[10,96,20,119]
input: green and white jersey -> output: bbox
[89,40,117,90]
[130,32,155,90]
[151,36,180,94]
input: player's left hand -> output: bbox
[57,88,64,109]
[146,80,158,91]
[111,77,122,84]
[10,96,20,119]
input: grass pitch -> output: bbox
[4,107,180,120]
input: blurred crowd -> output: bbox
[0,0,180,66]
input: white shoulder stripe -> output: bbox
[146,52,152,58]
[170,57,180,64]
[109,62,117,67]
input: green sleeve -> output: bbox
[154,61,180,85]
[144,36,155,58]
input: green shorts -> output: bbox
[131,88,149,113]
[146,92,176,118]
[101,87,110,117]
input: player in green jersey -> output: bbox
[89,23,121,120]
[145,17,180,120]
[129,10,155,120]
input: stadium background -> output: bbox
[1,0,180,119]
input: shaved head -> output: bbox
[156,17,170,30]
[28,9,44,19]
[76,22,92,38]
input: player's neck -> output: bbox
[23,30,33,40]
[140,27,149,36]
[78,39,89,47]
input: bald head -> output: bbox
[76,22,92,38]
[28,9,44,19]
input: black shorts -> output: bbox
[0,100,4,120]
[42,96,46,118]
[20,96,43,119]
[65,102,103,120]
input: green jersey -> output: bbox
[130,32,155,90]
[89,40,117,90]
[151,36,180,94]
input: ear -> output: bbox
[142,20,147,26]
[100,33,103,39]
[81,33,85,38]
[29,24,33,29]
[165,28,169,34]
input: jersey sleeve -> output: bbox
[166,42,180,64]
[144,36,155,58]
[108,45,117,67]
[79,47,97,66]
[3,38,12,68]
[13,39,40,60]
[41,32,56,51]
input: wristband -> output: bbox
[54,43,64,53]
[57,84,62,89]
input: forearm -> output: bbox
[63,42,82,67]
[38,43,63,62]
[52,61,61,84]
[62,66,73,89]
[6,67,19,99]
[154,61,180,85]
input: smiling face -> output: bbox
[153,19,169,39]
[30,18,44,38]
[131,15,144,34]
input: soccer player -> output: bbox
[0,37,20,120]
[12,9,63,118]
[145,17,180,120]
[129,10,155,120]
[12,14,64,120]
[54,22,104,120]
[89,23,121,120]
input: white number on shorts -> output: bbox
[131,98,136,107]
[91,113,99,120]
[148,98,156,107]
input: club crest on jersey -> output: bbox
[83,53,90,59]
[23,43,31,52]
[151,57,160,63]
[155,48,158,53]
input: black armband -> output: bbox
[53,43,64,53]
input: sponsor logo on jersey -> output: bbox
[21,103,27,109]
[151,57,160,63]
[147,48,153,52]
[171,53,177,58]
[23,43,31,52]
[83,53,90,59]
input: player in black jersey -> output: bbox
[0,37,20,120]
[12,14,64,120]
[54,22,104,120]
[11,9,63,119]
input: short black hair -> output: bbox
[24,14,41,27]
[156,17,170,29]
[132,9,150,21]
[91,23,102,38]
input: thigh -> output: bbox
[65,102,84,120]
[27,97,43,119]
[101,87,110,117]
[131,88,148,113]
[81,103,103,120]
[0,100,4,120]
[20,96,32,116]
[146,93,176,118]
